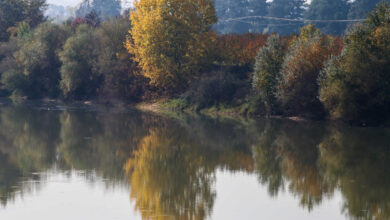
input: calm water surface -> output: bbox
[0,102,389,220]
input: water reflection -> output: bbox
[0,103,389,220]
[0,106,59,206]
[319,126,390,220]
[252,121,335,210]
[125,125,216,220]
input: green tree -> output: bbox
[267,0,305,35]
[0,0,25,41]
[24,0,47,28]
[0,0,47,41]
[319,2,390,124]
[0,38,20,96]
[59,24,102,99]
[252,34,286,115]
[95,17,146,101]
[1,22,71,99]
[305,0,349,35]
[15,22,71,98]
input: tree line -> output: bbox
[0,0,390,125]
[0,1,147,101]
[251,3,390,125]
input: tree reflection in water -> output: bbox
[319,126,390,220]
[0,106,59,206]
[0,103,389,220]
[124,114,256,220]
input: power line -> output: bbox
[220,15,365,23]
[220,20,309,27]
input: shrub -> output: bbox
[181,68,250,110]
[0,38,19,75]
[1,68,29,96]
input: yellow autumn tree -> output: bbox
[126,0,218,92]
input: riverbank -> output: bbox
[1,97,385,126]
[135,99,311,123]
[136,100,390,127]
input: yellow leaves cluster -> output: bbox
[126,0,217,92]
[373,26,390,47]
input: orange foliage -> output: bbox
[216,33,269,66]
[333,36,344,54]
[216,34,296,67]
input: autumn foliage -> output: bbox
[216,33,269,66]
[319,2,390,124]
[1,0,390,125]
[276,24,342,117]
[127,0,218,93]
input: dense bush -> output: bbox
[1,22,72,98]
[59,16,147,101]
[95,18,148,101]
[0,38,19,78]
[252,34,286,115]
[319,2,390,124]
[181,67,250,110]
[277,24,342,118]
[1,12,145,101]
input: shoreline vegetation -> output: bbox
[136,100,312,122]
[1,1,390,126]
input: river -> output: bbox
[0,101,389,220]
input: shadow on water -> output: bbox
[0,102,389,219]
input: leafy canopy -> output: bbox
[127,0,218,93]
[319,2,390,124]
